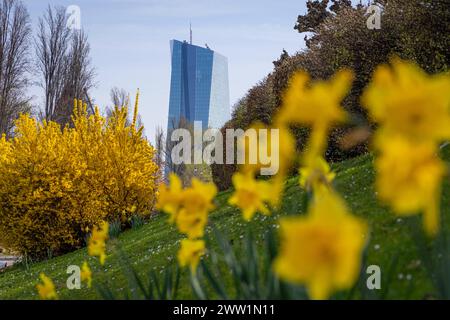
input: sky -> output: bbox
[25,0,308,142]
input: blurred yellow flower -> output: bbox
[81,261,92,288]
[88,221,109,265]
[375,136,446,236]
[363,59,450,236]
[176,209,208,239]
[274,190,367,300]
[362,58,450,143]
[276,69,352,164]
[299,156,335,193]
[177,239,206,274]
[229,171,271,221]
[176,178,217,239]
[156,173,184,223]
[278,70,352,129]
[277,69,352,150]
[36,273,58,300]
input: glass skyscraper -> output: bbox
[167,40,230,132]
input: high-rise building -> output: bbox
[167,39,230,132]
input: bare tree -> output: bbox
[0,0,31,138]
[105,87,129,119]
[110,87,128,108]
[35,5,70,123]
[105,87,145,136]
[35,5,95,125]
[58,30,95,122]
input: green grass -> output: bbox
[0,145,449,300]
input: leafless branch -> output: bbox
[0,0,31,137]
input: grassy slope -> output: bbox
[0,146,449,300]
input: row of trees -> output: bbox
[0,0,95,138]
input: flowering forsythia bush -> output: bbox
[0,97,159,258]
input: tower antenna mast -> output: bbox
[190,22,193,45]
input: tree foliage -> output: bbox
[211,0,450,190]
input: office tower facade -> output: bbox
[167,39,230,132]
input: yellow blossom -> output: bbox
[176,209,208,239]
[228,171,271,221]
[132,89,140,129]
[177,239,206,274]
[88,221,109,265]
[176,178,217,239]
[362,58,450,143]
[36,273,58,300]
[0,95,159,257]
[81,261,93,288]
[277,69,352,132]
[156,173,184,223]
[239,123,296,207]
[375,136,446,236]
[274,190,367,300]
[299,156,336,193]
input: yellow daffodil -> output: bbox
[229,171,272,221]
[363,59,450,236]
[299,156,336,193]
[275,69,352,164]
[176,209,208,239]
[177,239,206,274]
[375,136,446,236]
[36,273,58,300]
[277,69,352,140]
[156,173,184,223]
[88,221,109,265]
[274,190,367,300]
[362,58,450,144]
[81,261,93,288]
[176,178,217,239]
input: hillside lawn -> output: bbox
[0,145,449,300]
